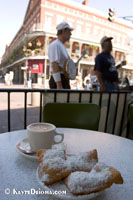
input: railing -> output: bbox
[0,88,132,139]
[71,54,95,63]
[28,23,45,33]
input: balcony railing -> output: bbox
[26,23,47,34]
[71,54,95,63]
[0,88,132,139]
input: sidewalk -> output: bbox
[0,83,40,133]
[0,82,26,88]
[0,83,31,110]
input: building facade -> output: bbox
[1,0,133,87]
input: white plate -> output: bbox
[36,168,103,200]
[16,138,37,160]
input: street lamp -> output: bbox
[23,33,28,87]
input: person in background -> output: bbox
[48,22,74,89]
[84,74,91,90]
[84,79,92,90]
[124,75,130,86]
[75,73,83,89]
[94,36,126,92]
[84,74,90,85]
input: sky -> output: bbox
[0,0,133,57]
[0,0,29,57]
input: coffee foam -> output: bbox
[29,124,53,132]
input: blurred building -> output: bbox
[0,0,133,86]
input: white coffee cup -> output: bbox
[27,123,64,152]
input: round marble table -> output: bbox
[0,128,133,200]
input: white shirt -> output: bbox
[48,39,69,72]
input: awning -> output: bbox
[27,60,44,73]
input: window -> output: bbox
[86,24,92,35]
[67,18,74,27]
[69,8,73,13]
[46,1,52,7]
[68,21,73,27]
[93,26,99,36]
[45,15,52,31]
[65,42,71,54]
[65,7,68,12]
[116,36,120,43]
[121,54,125,61]
[56,15,64,25]
[76,24,82,36]
[53,3,57,8]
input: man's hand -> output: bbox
[95,70,106,92]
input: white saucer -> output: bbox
[36,168,103,200]
[16,138,67,160]
[16,138,37,160]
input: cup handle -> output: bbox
[54,132,64,144]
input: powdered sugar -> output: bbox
[41,149,73,175]
[66,162,112,194]
[66,151,98,172]
[42,149,65,170]
[41,149,98,173]
[42,149,65,161]
[40,173,50,182]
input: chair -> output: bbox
[43,103,100,131]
